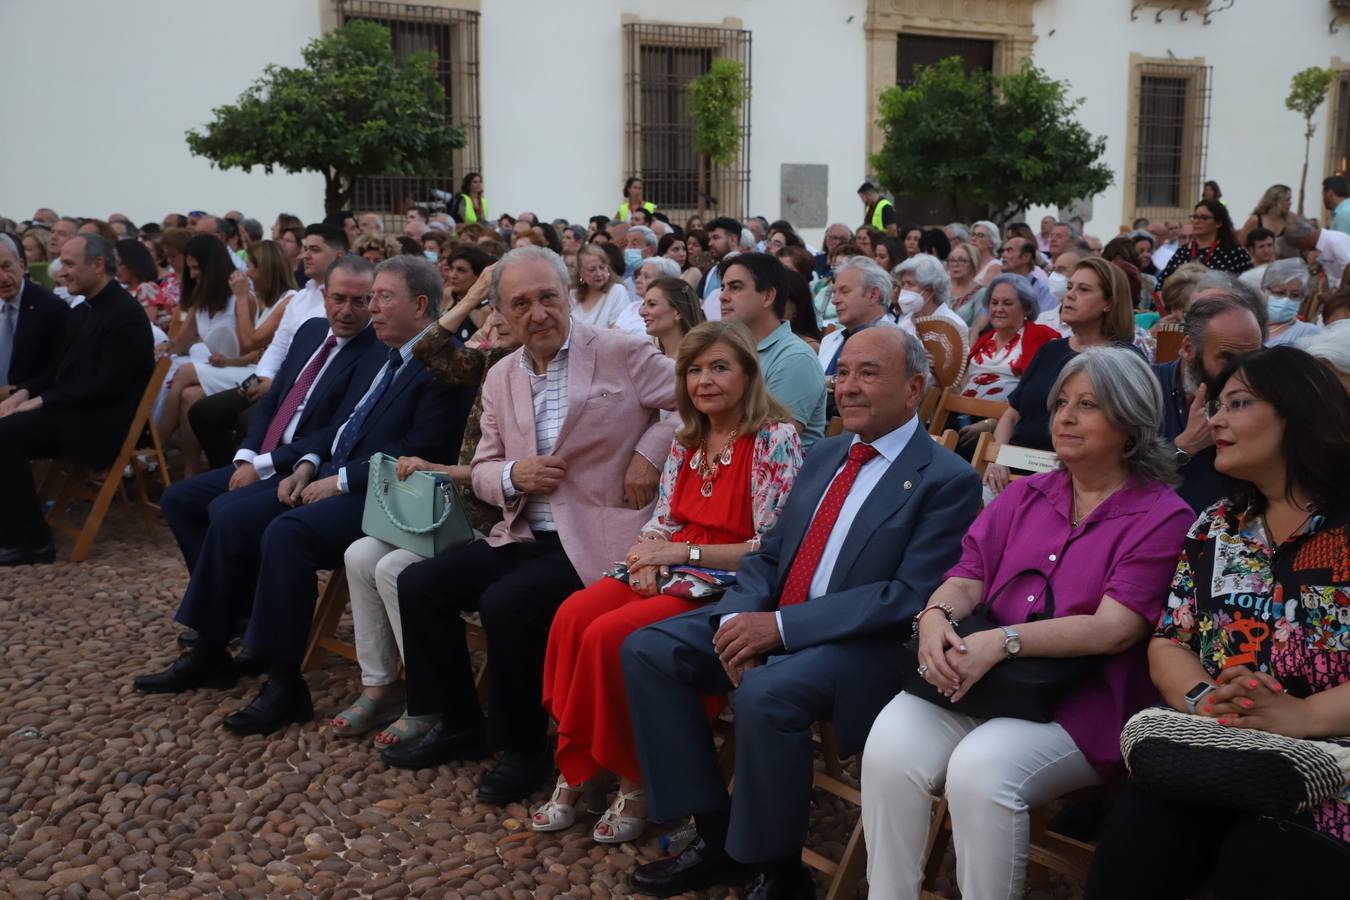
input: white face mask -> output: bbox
[896,289,925,317]
[1048,271,1069,299]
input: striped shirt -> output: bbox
[502,335,571,531]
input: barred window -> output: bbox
[623,22,751,222]
[337,0,481,222]
[1329,70,1350,177]
[1129,60,1211,221]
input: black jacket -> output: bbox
[5,278,68,386]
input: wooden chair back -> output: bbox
[915,317,968,391]
[933,429,958,451]
[45,356,173,561]
[825,416,844,438]
[917,385,941,428]
[927,388,1009,437]
[1154,328,1185,363]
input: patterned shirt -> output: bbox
[501,335,571,531]
[1157,240,1254,286]
[1156,498,1350,844]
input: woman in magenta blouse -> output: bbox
[860,346,1193,900]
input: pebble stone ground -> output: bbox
[0,504,1086,900]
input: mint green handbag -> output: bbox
[361,453,476,558]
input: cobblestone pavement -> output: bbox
[0,505,1085,899]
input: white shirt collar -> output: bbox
[849,413,920,464]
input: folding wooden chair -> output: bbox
[45,357,172,561]
[826,416,844,438]
[926,388,1009,438]
[803,721,868,900]
[971,433,1059,484]
[1154,328,1185,363]
[917,385,941,429]
[933,429,958,452]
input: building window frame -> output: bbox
[1123,53,1212,224]
[1322,57,1350,183]
[621,17,752,222]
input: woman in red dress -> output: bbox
[534,320,804,844]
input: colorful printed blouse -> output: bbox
[961,321,1060,401]
[1155,498,1350,844]
[643,422,802,545]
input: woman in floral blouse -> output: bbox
[533,320,802,845]
[1086,345,1350,899]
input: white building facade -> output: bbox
[4,0,1350,238]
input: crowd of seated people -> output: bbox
[3,195,1349,899]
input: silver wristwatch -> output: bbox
[1000,626,1022,659]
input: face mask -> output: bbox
[896,289,925,317]
[623,248,644,272]
[424,250,439,262]
[1266,294,1300,324]
[1048,271,1069,299]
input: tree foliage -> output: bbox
[871,58,1113,224]
[1286,66,1335,215]
[185,20,465,215]
[687,58,748,165]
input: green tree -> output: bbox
[1286,66,1335,215]
[186,21,465,216]
[871,57,1113,225]
[687,58,748,218]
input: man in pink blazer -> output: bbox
[383,246,677,806]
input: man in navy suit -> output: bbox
[0,233,68,394]
[134,256,476,735]
[622,327,983,899]
[141,256,385,625]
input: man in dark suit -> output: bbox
[622,327,982,899]
[134,255,475,735]
[144,256,384,619]
[0,233,68,393]
[0,235,154,565]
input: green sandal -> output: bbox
[329,690,403,737]
[374,712,438,748]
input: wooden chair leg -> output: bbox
[921,796,951,892]
[819,721,844,779]
[302,570,350,672]
[69,466,124,562]
[822,819,867,900]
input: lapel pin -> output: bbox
[903,480,913,491]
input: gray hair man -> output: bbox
[1281,213,1350,290]
[0,232,68,390]
[818,256,905,377]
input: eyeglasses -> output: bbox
[1204,395,1262,420]
[1190,214,1215,222]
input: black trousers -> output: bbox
[397,533,582,753]
[187,389,254,470]
[1084,783,1348,900]
[0,408,60,546]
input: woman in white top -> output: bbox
[571,243,631,329]
[970,220,1003,285]
[193,240,297,396]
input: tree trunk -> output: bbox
[1298,128,1312,217]
[324,170,353,218]
[697,154,708,220]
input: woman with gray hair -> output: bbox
[971,220,1003,285]
[894,253,970,358]
[1261,257,1319,346]
[863,345,1192,900]
[959,273,1061,407]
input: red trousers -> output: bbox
[542,577,711,785]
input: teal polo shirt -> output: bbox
[757,320,826,449]
[1333,198,1350,235]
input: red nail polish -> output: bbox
[1217,718,1228,725]
[1247,679,1258,688]
[1242,699,1253,708]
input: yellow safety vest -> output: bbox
[869,197,894,231]
[617,200,657,222]
[459,193,487,224]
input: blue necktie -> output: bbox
[825,328,853,376]
[323,348,403,476]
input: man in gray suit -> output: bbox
[622,327,982,899]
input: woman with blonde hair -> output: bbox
[571,242,631,329]
[947,241,984,326]
[1237,183,1292,244]
[534,320,803,844]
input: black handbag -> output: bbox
[898,569,1104,723]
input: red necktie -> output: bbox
[777,442,880,607]
[258,333,338,454]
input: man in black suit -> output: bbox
[0,234,154,566]
[0,233,68,393]
[622,328,982,899]
[134,255,476,735]
[145,256,385,616]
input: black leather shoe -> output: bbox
[476,747,555,805]
[223,678,313,735]
[230,649,267,677]
[134,651,238,693]
[745,864,817,900]
[628,838,755,897]
[0,540,56,567]
[380,718,489,769]
[176,629,200,648]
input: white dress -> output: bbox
[570,283,632,329]
[152,296,237,422]
[195,292,291,396]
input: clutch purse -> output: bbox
[1121,705,1350,817]
[604,561,738,602]
[361,452,476,558]
[898,569,1103,723]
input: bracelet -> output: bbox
[912,603,956,637]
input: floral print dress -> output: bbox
[1155,498,1350,845]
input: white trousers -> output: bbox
[343,536,423,687]
[861,691,1100,900]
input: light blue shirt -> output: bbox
[1333,198,1350,235]
[757,321,827,449]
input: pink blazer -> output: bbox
[471,322,677,585]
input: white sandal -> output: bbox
[531,775,581,832]
[592,788,647,844]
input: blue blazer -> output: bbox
[241,318,385,476]
[6,278,68,386]
[289,337,477,494]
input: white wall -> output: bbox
[0,0,327,226]
[1029,0,1344,231]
